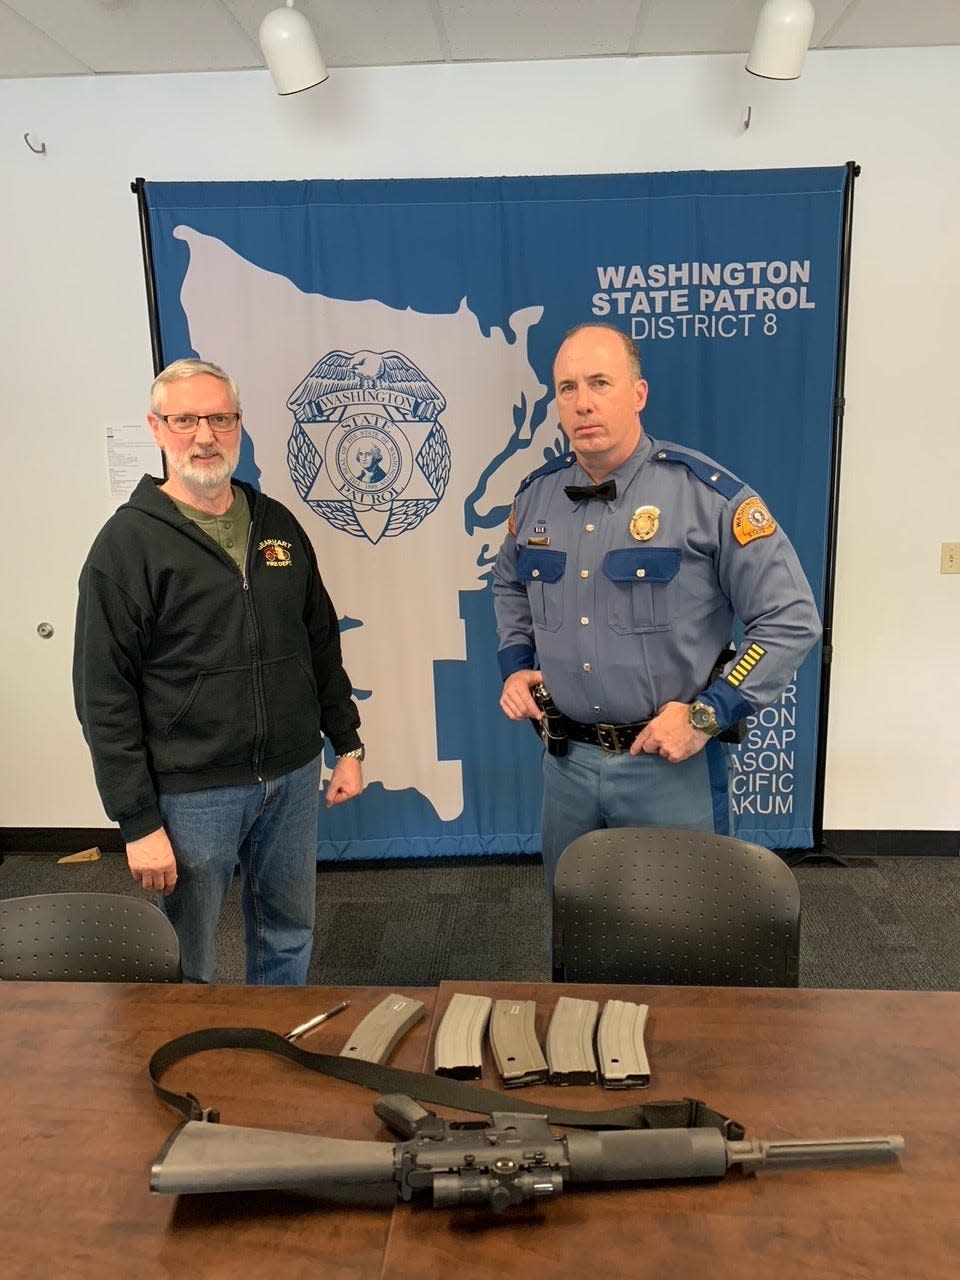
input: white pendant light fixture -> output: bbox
[259,1,329,95]
[746,0,816,81]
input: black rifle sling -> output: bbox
[148,1026,745,1138]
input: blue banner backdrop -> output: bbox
[143,168,846,857]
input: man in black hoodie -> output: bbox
[74,359,364,983]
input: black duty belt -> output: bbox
[564,719,648,753]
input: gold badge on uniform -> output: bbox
[629,505,660,542]
[732,496,777,546]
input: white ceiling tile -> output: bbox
[633,0,761,54]
[0,2,91,75]
[223,0,447,68]
[439,0,639,62]
[824,0,960,49]
[2,0,261,74]
[631,0,857,56]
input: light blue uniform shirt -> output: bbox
[493,433,821,729]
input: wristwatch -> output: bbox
[688,701,722,737]
[337,745,365,761]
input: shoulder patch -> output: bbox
[515,452,577,500]
[653,448,743,500]
[732,496,777,545]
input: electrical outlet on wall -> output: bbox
[941,543,960,574]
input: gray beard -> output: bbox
[169,444,239,492]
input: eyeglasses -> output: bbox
[157,413,241,435]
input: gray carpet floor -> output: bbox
[2,850,959,990]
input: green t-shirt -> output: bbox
[170,487,251,575]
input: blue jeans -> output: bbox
[157,756,321,984]
[541,739,731,909]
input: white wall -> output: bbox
[1,46,958,834]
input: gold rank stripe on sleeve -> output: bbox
[725,643,767,688]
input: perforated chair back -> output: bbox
[0,892,181,982]
[553,827,800,987]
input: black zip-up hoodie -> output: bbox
[73,476,361,842]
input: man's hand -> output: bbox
[326,756,363,807]
[630,701,712,763]
[126,828,178,895]
[499,670,544,721]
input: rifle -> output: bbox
[151,1092,903,1213]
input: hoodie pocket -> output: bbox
[160,664,255,767]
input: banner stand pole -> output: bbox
[131,177,165,377]
[796,159,860,866]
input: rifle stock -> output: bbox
[151,1121,397,1204]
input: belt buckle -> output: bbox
[595,723,622,754]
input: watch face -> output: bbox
[691,703,717,732]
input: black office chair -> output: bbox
[0,892,181,982]
[552,827,800,987]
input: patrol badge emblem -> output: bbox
[732,496,777,546]
[629,505,660,542]
[285,349,450,545]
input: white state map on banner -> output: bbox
[177,226,550,821]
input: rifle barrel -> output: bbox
[726,1135,905,1173]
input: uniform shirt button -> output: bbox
[636,568,645,578]
[583,662,591,672]
[580,616,590,625]
[585,523,595,533]
[580,569,589,579]
[225,539,234,547]
[593,706,601,713]
[531,569,540,578]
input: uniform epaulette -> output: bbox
[653,447,744,500]
[514,451,577,500]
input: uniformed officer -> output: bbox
[492,323,821,900]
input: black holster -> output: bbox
[531,683,568,756]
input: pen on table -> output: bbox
[286,1000,350,1042]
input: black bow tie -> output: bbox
[564,480,617,503]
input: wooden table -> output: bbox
[2,980,958,1278]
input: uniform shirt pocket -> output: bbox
[603,548,680,634]
[518,546,566,633]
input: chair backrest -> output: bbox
[0,892,181,982]
[553,827,800,987]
